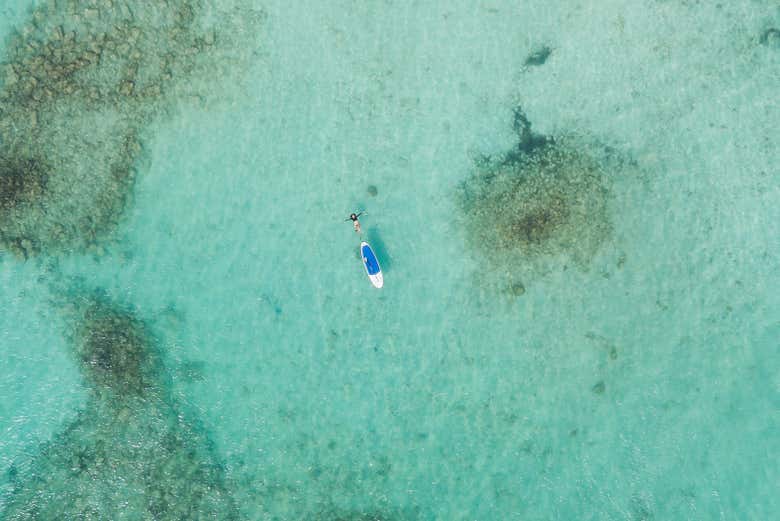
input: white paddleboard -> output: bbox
[360,241,383,288]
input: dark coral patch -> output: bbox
[0,156,50,258]
[759,28,780,47]
[0,157,48,211]
[458,107,613,278]
[509,281,526,296]
[69,293,161,398]
[524,45,552,67]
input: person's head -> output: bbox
[350,213,358,221]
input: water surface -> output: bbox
[1,1,778,519]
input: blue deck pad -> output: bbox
[361,244,381,275]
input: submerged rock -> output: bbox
[524,45,552,67]
[759,28,780,47]
[509,282,526,296]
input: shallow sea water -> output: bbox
[1,1,778,520]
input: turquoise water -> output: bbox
[1,1,778,519]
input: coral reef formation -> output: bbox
[2,291,240,519]
[458,107,614,281]
[458,108,612,288]
[0,0,261,258]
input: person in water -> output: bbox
[346,211,364,233]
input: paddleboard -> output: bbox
[360,241,383,288]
